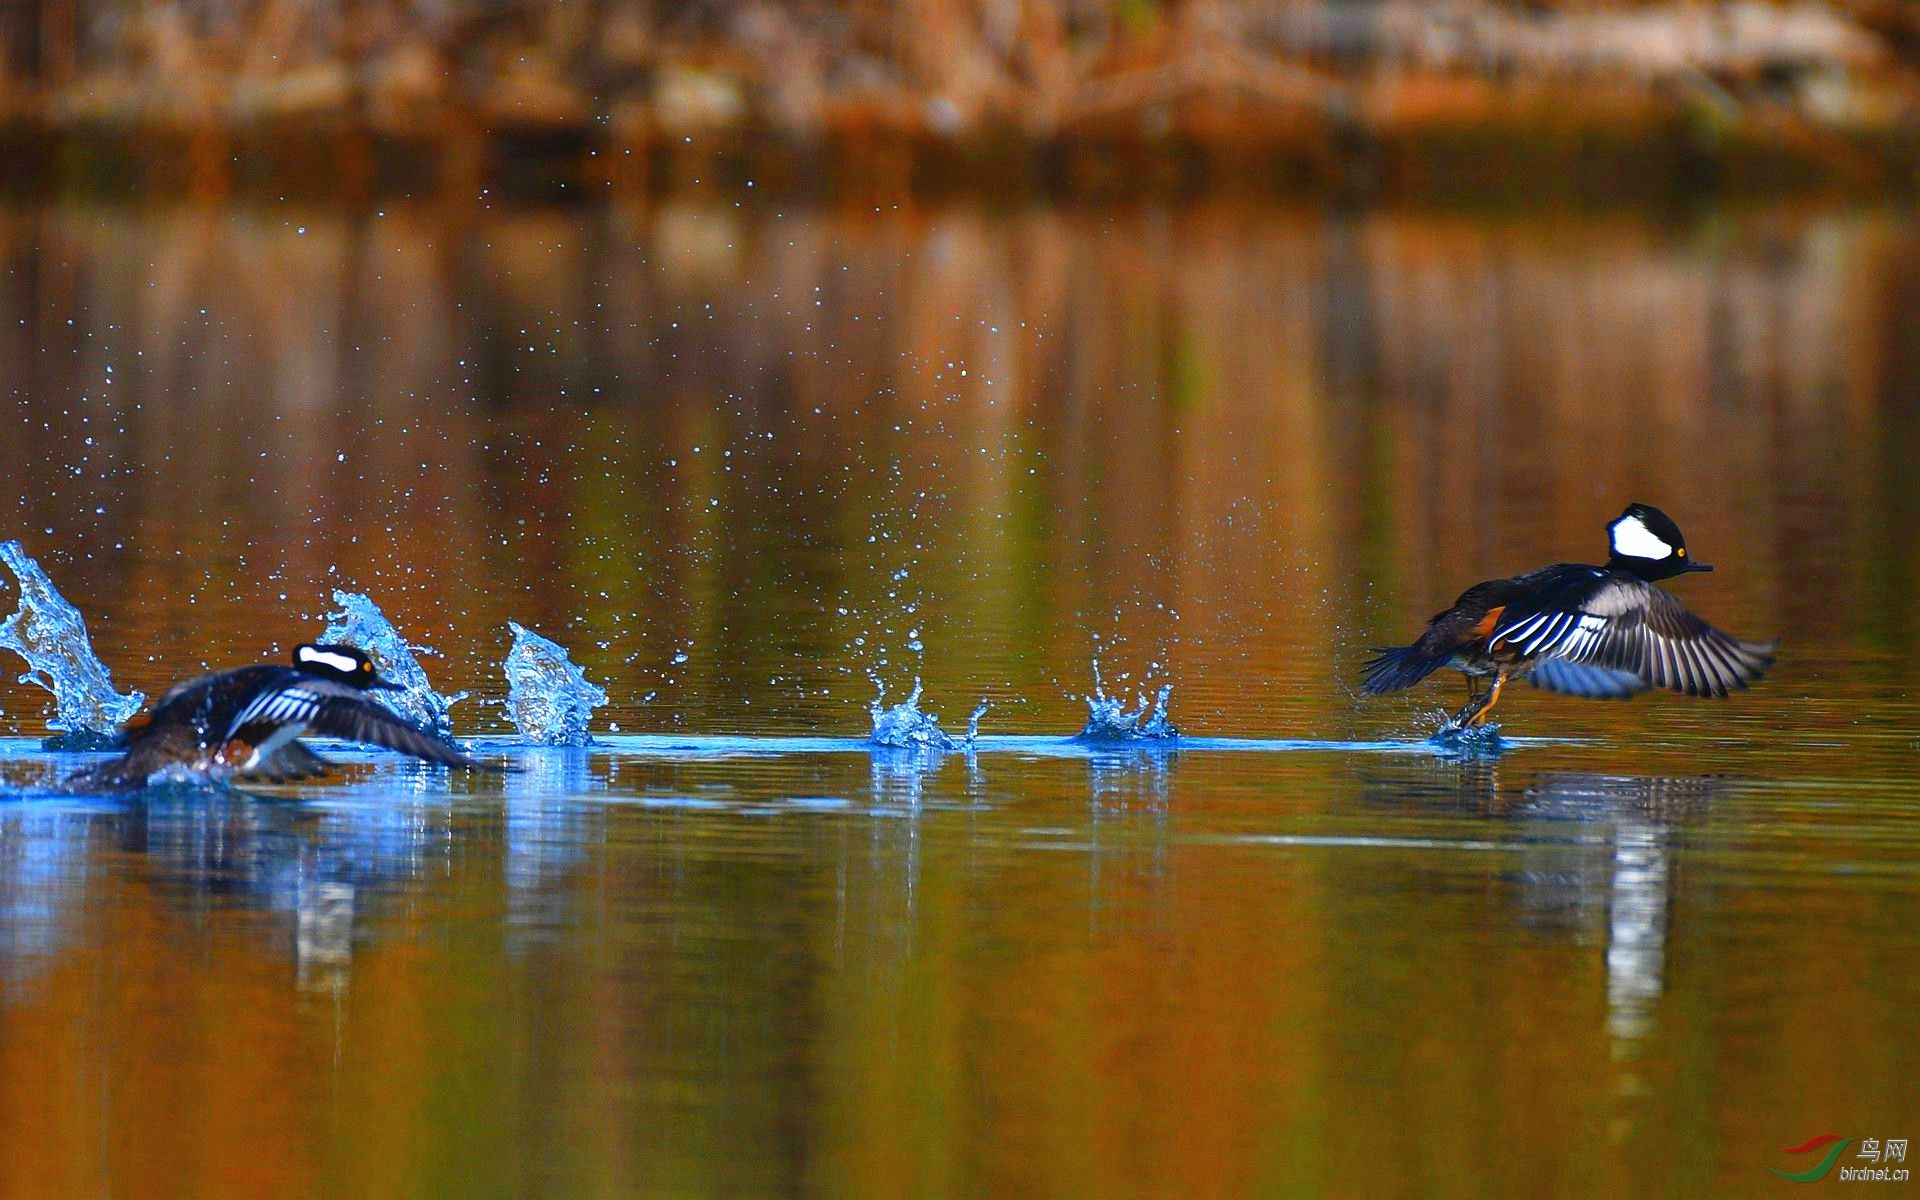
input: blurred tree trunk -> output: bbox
[0,0,77,85]
[40,0,72,84]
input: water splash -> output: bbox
[1431,721,1505,758]
[1078,684,1178,742]
[0,541,142,748]
[504,622,607,746]
[320,590,465,740]
[1076,654,1179,743]
[867,676,986,752]
[965,701,989,744]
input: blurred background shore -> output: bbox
[4,0,1920,203]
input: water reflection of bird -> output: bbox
[67,643,492,791]
[1356,762,1720,1046]
[1362,503,1775,728]
[1509,772,1723,1045]
[1512,771,1720,824]
[117,785,459,989]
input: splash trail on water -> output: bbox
[1075,656,1178,743]
[0,541,142,748]
[1430,721,1505,758]
[321,590,466,741]
[867,677,987,752]
[504,622,607,746]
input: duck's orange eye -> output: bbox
[361,662,372,671]
[1677,548,1686,557]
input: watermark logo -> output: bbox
[1768,1135,1909,1183]
[1769,1136,1853,1182]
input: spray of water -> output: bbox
[867,675,986,752]
[504,622,608,746]
[1075,654,1178,743]
[320,590,466,740]
[0,541,143,748]
[1431,720,1503,757]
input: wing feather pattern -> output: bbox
[1525,659,1646,699]
[1492,575,1774,699]
[232,680,493,770]
[307,691,493,769]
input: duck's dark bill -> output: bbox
[1684,560,1713,572]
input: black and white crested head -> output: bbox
[1608,503,1680,560]
[292,642,398,690]
[1606,503,1710,581]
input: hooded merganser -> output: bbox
[1361,504,1776,727]
[68,642,491,791]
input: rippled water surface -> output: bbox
[0,202,1916,1197]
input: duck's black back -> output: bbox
[135,664,302,747]
[1496,562,1616,611]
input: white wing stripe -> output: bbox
[1562,615,1608,663]
[229,687,323,737]
[1525,612,1570,654]
[1495,610,1616,662]
[1492,613,1547,648]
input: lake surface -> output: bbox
[0,201,1915,1196]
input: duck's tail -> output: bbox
[62,753,154,794]
[60,724,198,793]
[1360,644,1450,696]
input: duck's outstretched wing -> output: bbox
[1525,659,1647,699]
[229,681,494,771]
[308,690,494,769]
[243,740,334,782]
[1492,576,1775,699]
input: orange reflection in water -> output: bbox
[0,201,1913,1197]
